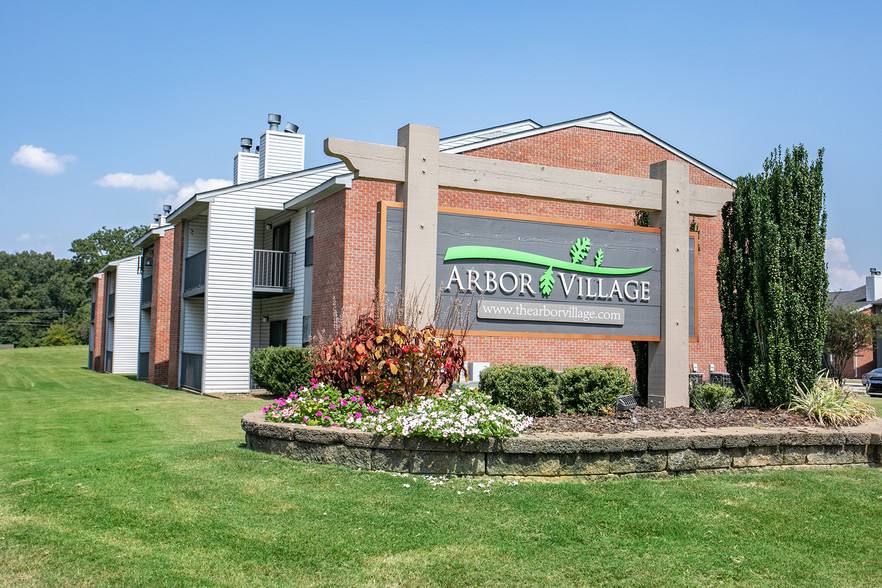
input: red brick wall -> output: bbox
[312,189,349,338]
[316,126,731,377]
[92,276,105,372]
[166,226,184,389]
[148,228,175,386]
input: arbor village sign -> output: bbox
[326,124,733,407]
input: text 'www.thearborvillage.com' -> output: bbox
[477,301,625,325]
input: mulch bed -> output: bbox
[525,407,826,435]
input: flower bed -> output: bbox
[263,383,532,443]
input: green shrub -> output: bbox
[690,383,739,413]
[789,373,877,426]
[250,346,316,397]
[479,364,560,417]
[40,324,77,346]
[559,364,632,415]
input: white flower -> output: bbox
[403,483,410,488]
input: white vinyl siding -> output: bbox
[202,199,255,393]
[182,298,204,354]
[186,216,208,256]
[109,257,141,374]
[234,152,259,185]
[259,131,305,179]
[194,166,344,393]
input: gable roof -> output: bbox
[828,286,872,311]
[443,112,734,186]
[168,112,734,222]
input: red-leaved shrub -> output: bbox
[313,314,466,404]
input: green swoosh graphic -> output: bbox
[444,246,652,276]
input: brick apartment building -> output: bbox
[827,269,882,378]
[93,112,735,404]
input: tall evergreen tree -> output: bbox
[718,145,827,407]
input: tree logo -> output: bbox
[443,235,650,297]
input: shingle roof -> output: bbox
[828,286,868,307]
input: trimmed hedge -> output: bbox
[479,364,561,417]
[690,383,739,413]
[559,364,632,415]
[250,346,315,397]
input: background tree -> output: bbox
[70,225,148,280]
[0,224,147,347]
[717,145,827,408]
[824,304,882,384]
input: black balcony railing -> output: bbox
[180,353,203,391]
[183,249,206,294]
[253,250,295,292]
[141,274,153,308]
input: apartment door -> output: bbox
[271,222,290,287]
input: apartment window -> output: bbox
[302,316,311,346]
[304,209,314,266]
[269,320,287,347]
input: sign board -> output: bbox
[379,203,696,340]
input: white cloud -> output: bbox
[11,145,76,175]
[164,178,232,209]
[95,170,178,191]
[825,237,864,291]
[16,233,32,242]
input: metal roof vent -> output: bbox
[240,137,253,152]
[284,122,299,134]
[268,113,282,131]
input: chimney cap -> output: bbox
[284,122,299,134]
[872,268,880,275]
[240,137,253,152]
[268,113,282,131]
[163,204,172,214]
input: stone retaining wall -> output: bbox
[241,411,882,479]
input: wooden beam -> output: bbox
[438,152,663,211]
[324,137,405,183]
[688,185,736,217]
[325,136,734,215]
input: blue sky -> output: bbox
[2,1,878,290]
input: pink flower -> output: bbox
[316,411,322,416]
[355,412,362,418]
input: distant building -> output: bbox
[88,256,141,374]
[827,268,882,377]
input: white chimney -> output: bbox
[258,113,305,179]
[233,137,259,185]
[867,268,882,302]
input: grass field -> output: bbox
[1,346,881,587]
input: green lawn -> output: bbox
[1,346,881,587]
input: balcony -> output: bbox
[253,250,295,298]
[183,249,206,297]
[141,274,153,308]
